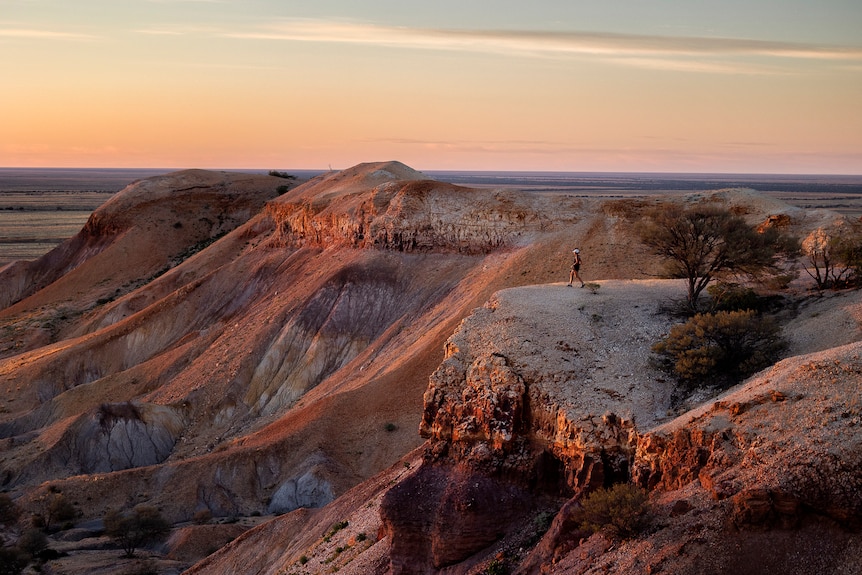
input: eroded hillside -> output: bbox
[0,162,605,567]
[188,280,862,575]
[1,162,859,575]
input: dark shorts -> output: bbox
[572,264,580,271]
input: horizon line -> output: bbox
[2,166,862,178]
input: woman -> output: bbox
[568,248,584,288]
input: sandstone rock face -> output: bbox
[422,351,528,454]
[77,402,186,473]
[419,283,675,486]
[383,282,679,572]
[267,162,554,254]
[245,260,421,415]
[267,470,334,514]
[381,463,535,574]
[634,343,862,528]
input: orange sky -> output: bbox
[2,1,861,173]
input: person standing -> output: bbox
[568,248,584,287]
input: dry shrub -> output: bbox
[0,493,21,527]
[0,546,27,575]
[575,483,650,539]
[601,199,648,220]
[192,509,212,525]
[653,310,785,390]
[707,282,763,313]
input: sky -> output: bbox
[2,0,861,173]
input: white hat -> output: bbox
[573,248,580,253]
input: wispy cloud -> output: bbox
[605,57,776,75]
[136,28,185,36]
[135,24,222,36]
[0,27,97,41]
[223,20,862,73]
[146,0,228,3]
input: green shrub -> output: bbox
[652,310,785,390]
[526,510,555,546]
[323,520,349,542]
[574,483,649,539]
[485,558,510,575]
[327,520,348,537]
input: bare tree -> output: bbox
[0,494,21,528]
[802,224,862,289]
[639,204,781,311]
[104,505,170,558]
[32,491,76,532]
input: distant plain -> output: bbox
[2,167,861,265]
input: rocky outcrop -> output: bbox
[417,283,674,483]
[419,346,638,491]
[633,346,862,528]
[381,463,536,574]
[517,344,862,575]
[383,281,862,574]
[267,163,553,254]
[382,282,677,573]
